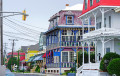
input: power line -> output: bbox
[3,22,39,40]
[4,34,39,42]
[3,20,40,36]
[3,31,39,39]
[4,18,41,34]
[7,17,47,30]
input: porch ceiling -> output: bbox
[80,28,120,42]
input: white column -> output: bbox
[82,42,85,65]
[93,12,97,30]
[101,38,105,58]
[100,8,105,28]
[88,17,90,32]
[93,41,97,63]
[87,41,91,63]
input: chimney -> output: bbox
[66,4,69,7]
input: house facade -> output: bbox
[44,4,95,74]
[77,0,120,76]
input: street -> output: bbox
[14,73,45,76]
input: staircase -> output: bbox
[76,63,100,76]
[30,66,37,73]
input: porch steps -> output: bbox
[77,63,100,76]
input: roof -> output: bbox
[7,52,25,56]
[21,46,28,52]
[81,0,120,16]
[29,43,39,51]
[63,4,83,11]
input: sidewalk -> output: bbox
[0,65,6,76]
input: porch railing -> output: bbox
[46,62,75,68]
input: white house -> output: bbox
[77,0,120,76]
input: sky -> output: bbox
[3,0,84,53]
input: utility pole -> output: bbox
[3,43,7,65]
[0,0,3,65]
[9,39,18,71]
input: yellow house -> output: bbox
[25,43,40,62]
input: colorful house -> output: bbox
[7,52,25,62]
[44,4,95,74]
[39,32,46,66]
[25,43,40,62]
[77,0,120,76]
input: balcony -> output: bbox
[46,62,75,68]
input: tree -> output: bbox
[7,57,18,71]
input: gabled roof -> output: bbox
[81,0,120,16]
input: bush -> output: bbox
[35,65,40,72]
[7,57,18,71]
[100,52,120,71]
[107,58,120,76]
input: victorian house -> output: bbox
[44,4,95,74]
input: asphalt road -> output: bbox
[14,73,44,76]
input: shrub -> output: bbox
[107,58,120,76]
[35,65,40,72]
[100,52,120,71]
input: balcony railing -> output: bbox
[46,42,94,50]
[46,62,75,68]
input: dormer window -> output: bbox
[96,0,100,3]
[90,0,93,6]
[85,0,88,10]
[66,16,74,25]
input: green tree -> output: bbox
[7,57,18,71]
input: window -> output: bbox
[96,22,101,29]
[85,0,88,9]
[66,16,74,25]
[96,0,100,3]
[62,30,67,35]
[104,18,106,27]
[106,48,110,53]
[62,52,68,62]
[69,52,74,62]
[109,16,111,28]
[62,36,65,41]
[90,0,93,6]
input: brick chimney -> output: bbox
[66,4,69,7]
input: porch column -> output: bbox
[93,12,97,30]
[101,38,105,58]
[82,42,85,65]
[93,41,97,63]
[100,8,105,28]
[87,41,91,63]
[88,17,90,32]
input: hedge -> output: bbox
[107,58,120,76]
[100,52,120,71]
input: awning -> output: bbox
[33,55,43,61]
[42,53,46,58]
[27,56,35,63]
